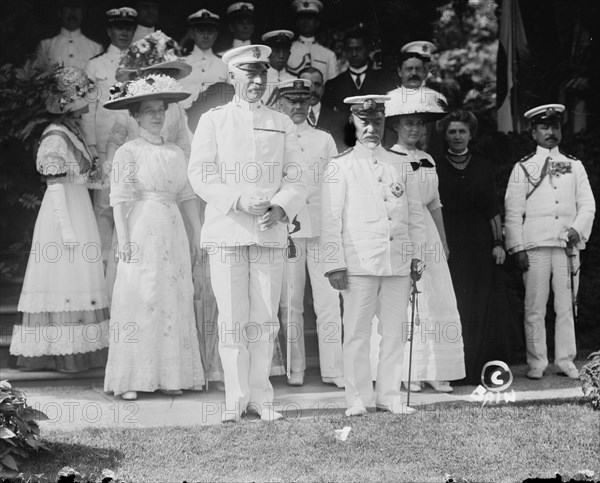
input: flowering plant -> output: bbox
[120,30,183,70]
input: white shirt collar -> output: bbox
[192,45,215,57]
[349,64,368,75]
[232,98,263,112]
[232,39,251,48]
[311,102,321,117]
[107,44,125,56]
[296,120,310,133]
[354,140,383,156]
[299,36,315,45]
[536,145,561,157]
[60,28,82,39]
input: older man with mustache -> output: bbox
[505,104,595,381]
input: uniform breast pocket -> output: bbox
[254,129,283,161]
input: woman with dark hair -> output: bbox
[102,74,205,400]
[436,109,516,385]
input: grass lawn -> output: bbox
[5,399,600,483]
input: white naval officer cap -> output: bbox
[278,78,312,99]
[523,104,565,125]
[187,9,220,27]
[292,0,323,15]
[222,45,271,69]
[344,95,390,119]
[400,40,436,61]
[106,7,138,25]
[226,2,255,17]
[261,30,295,46]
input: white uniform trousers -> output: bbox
[342,274,410,409]
[280,237,343,377]
[209,245,284,418]
[523,246,579,371]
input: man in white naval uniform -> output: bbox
[276,78,344,388]
[80,7,136,265]
[188,45,306,423]
[505,104,595,380]
[216,2,256,55]
[179,9,228,111]
[131,1,159,43]
[35,1,102,71]
[261,30,296,107]
[287,0,338,82]
[321,95,426,416]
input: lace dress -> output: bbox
[10,123,110,371]
[370,146,466,381]
[103,129,205,395]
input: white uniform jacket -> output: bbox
[179,47,228,110]
[80,45,124,153]
[35,28,102,71]
[320,142,426,276]
[188,99,307,248]
[287,36,338,82]
[292,121,337,239]
[505,146,595,253]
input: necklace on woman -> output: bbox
[446,149,471,170]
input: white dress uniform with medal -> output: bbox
[505,104,595,378]
[188,45,306,421]
[273,78,344,384]
[321,96,426,415]
[287,0,338,82]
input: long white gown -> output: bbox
[10,123,109,371]
[371,145,466,381]
[103,128,205,395]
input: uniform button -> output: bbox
[373,159,378,164]
[69,54,74,57]
[378,177,382,182]
[555,216,559,219]
[389,236,393,241]
[554,186,557,190]
[306,200,309,204]
[383,197,388,202]
[387,216,392,221]
[555,200,559,204]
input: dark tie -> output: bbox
[308,108,316,126]
[353,73,362,89]
[410,158,435,171]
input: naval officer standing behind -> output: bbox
[505,104,595,380]
[321,95,426,416]
[188,45,306,423]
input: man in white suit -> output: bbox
[505,104,595,380]
[321,95,426,416]
[188,45,306,423]
[276,78,344,388]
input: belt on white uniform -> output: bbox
[135,191,177,204]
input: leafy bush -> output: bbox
[580,351,600,410]
[0,380,49,471]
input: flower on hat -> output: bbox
[120,31,183,71]
[107,74,184,102]
[48,65,96,113]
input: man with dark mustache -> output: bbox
[505,104,595,380]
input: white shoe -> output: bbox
[557,362,580,379]
[376,404,415,415]
[287,372,304,386]
[261,410,284,422]
[402,381,422,392]
[424,380,453,392]
[345,402,367,417]
[526,367,544,380]
[221,411,241,423]
[121,391,137,401]
[322,376,345,388]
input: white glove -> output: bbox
[236,193,270,215]
[46,183,77,245]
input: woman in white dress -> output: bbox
[382,88,466,392]
[9,66,109,372]
[102,74,205,400]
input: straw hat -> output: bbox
[384,86,447,122]
[103,74,190,110]
[45,65,96,115]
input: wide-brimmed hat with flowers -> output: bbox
[116,31,192,82]
[45,65,96,114]
[384,86,447,123]
[103,74,190,110]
